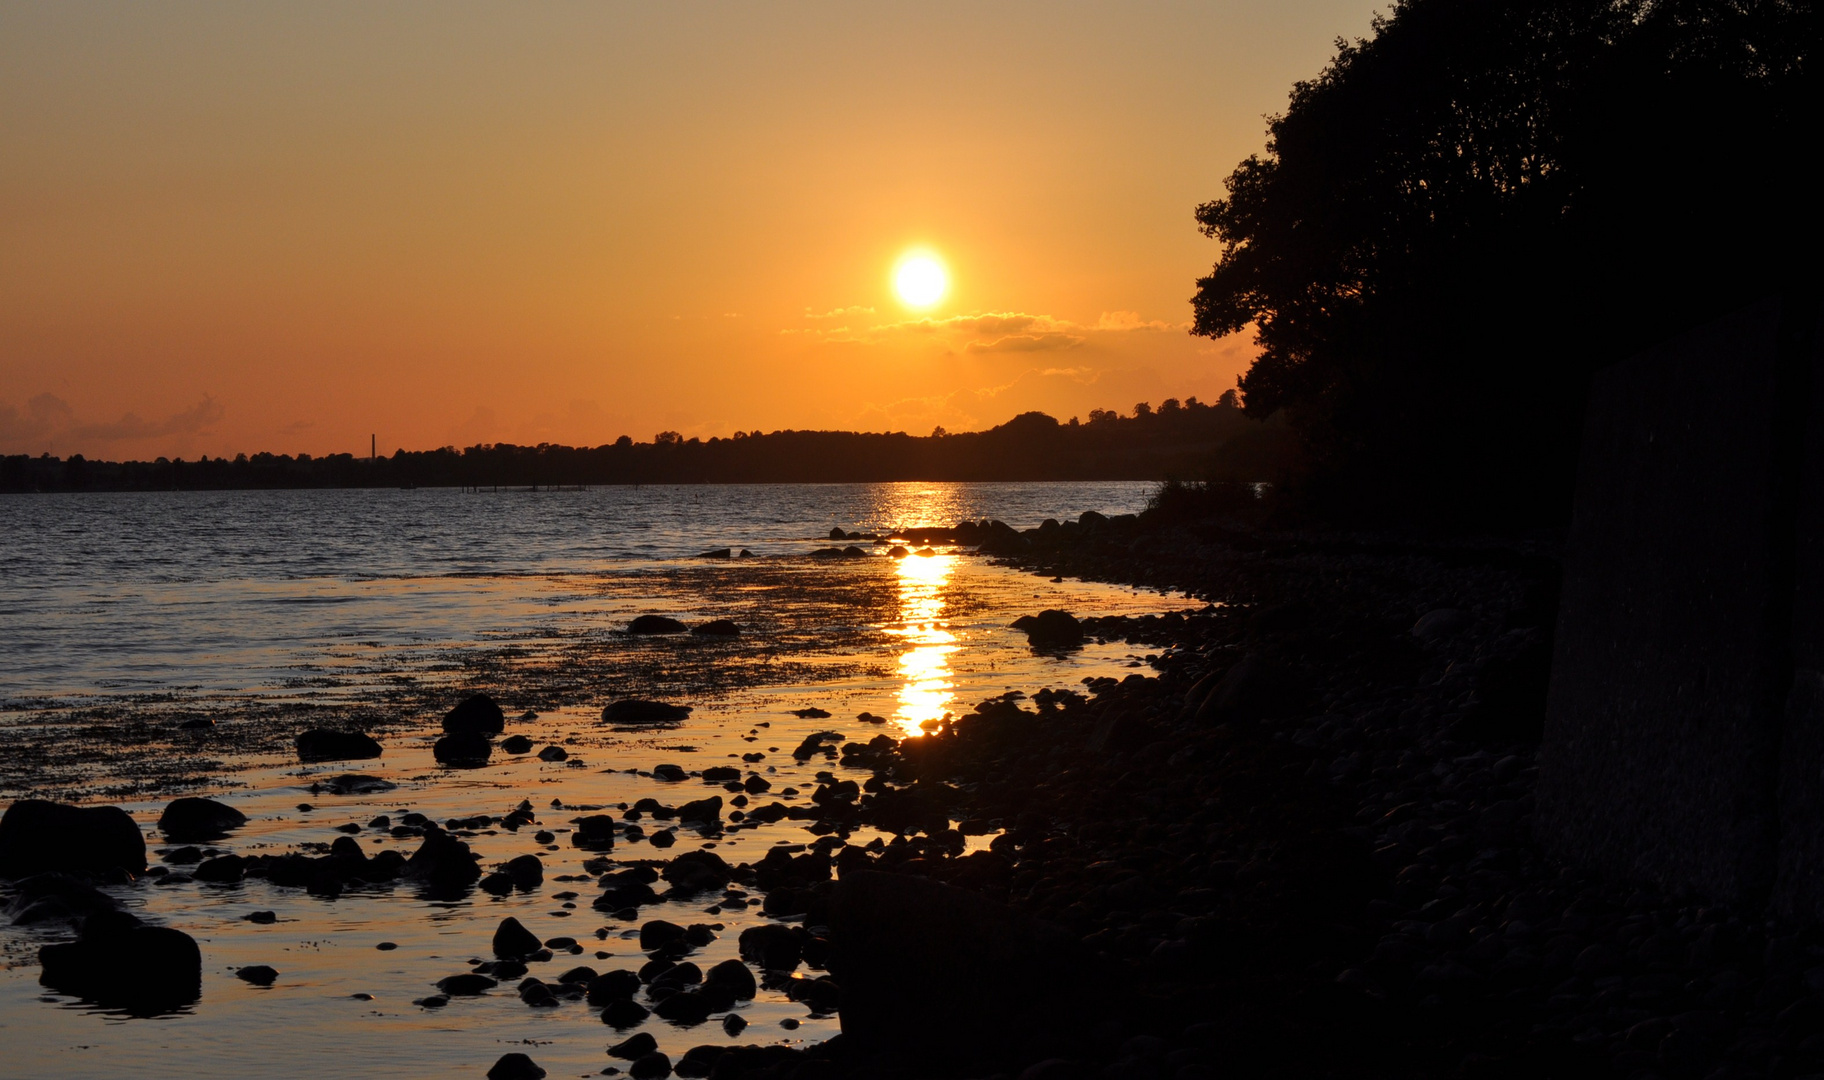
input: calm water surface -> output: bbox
[0,483,1196,1079]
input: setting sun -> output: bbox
[892,252,948,308]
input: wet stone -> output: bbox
[236,965,279,986]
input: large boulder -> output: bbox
[39,910,201,1013]
[629,615,689,635]
[601,700,693,726]
[0,800,146,878]
[156,797,246,842]
[295,728,382,763]
[830,870,1094,1068]
[442,693,505,735]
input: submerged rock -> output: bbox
[602,700,693,726]
[236,964,278,986]
[442,692,506,735]
[403,828,482,889]
[500,734,535,754]
[537,744,568,762]
[629,615,689,635]
[39,910,201,1013]
[295,728,382,763]
[323,774,396,795]
[608,1032,658,1060]
[156,797,247,843]
[0,800,146,877]
[691,619,740,636]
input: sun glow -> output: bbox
[892,252,948,308]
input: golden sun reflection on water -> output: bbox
[887,548,960,738]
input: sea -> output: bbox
[0,482,1198,1078]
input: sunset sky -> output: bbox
[1,1,1378,460]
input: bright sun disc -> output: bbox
[893,254,948,307]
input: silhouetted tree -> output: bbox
[1192,0,1818,524]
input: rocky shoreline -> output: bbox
[9,511,1824,1079]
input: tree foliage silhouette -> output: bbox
[1193,0,1818,524]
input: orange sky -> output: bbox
[0,2,1378,460]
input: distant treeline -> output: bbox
[1,397,1296,493]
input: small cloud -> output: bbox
[279,419,316,434]
[804,305,875,320]
[1094,311,1179,332]
[723,312,741,318]
[965,333,1086,354]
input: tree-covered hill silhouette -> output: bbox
[1,397,1294,492]
[1193,0,1818,525]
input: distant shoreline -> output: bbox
[2,402,1294,494]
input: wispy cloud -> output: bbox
[964,332,1086,354]
[787,308,1176,353]
[1094,310,1182,332]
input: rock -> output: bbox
[557,965,596,983]
[404,829,482,889]
[487,1052,547,1080]
[38,910,201,1013]
[0,800,146,877]
[519,979,558,1006]
[443,693,506,735]
[1412,608,1469,642]
[236,964,279,986]
[629,615,689,635]
[661,850,732,893]
[602,998,650,1027]
[704,958,756,999]
[433,731,493,767]
[501,854,543,888]
[649,830,676,849]
[792,707,832,719]
[323,774,396,795]
[653,764,689,782]
[572,815,616,850]
[640,919,687,951]
[1013,609,1083,648]
[156,797,247,842]
[629,1052,672,1080]
[537,745,568,762]
[696,548,733,559]
[691,620,740,636]
[587,969,643,1004]
[722,1013,747,1036]
[701,766,741,782]
[295,728,382,763]
[500,735,535,754]
[608,1032,659,1059]
[737,924,803,971]
[437,972,498,995]
[493,917,543,959]
[602,700,693,727]
[193,854,246,883]
[653,989,714,1023]
[829,869,1094,1067]
[676,797,722,825]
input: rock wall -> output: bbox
[1540,295,1824,914]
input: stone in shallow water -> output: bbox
[236,965,278,986]
[443,692,505,735]
[38,911,201,1013]
[602,700,692,726]
[157,797,247,842]
[493,916,543,959]
[294,728,381,763]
